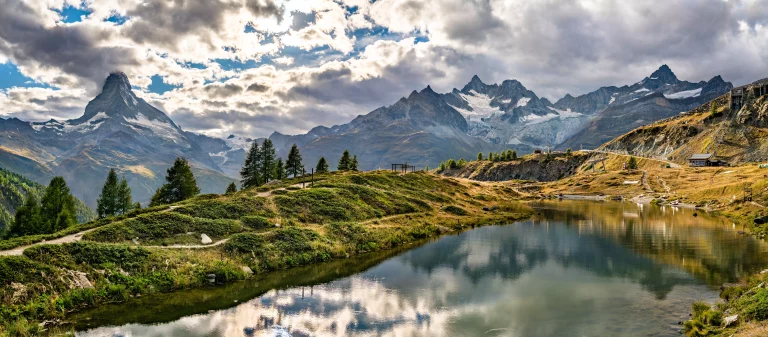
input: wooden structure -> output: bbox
[730,79,768,111]
[688,153,725,167]
[744,186,753,202]
[391,163,416,173]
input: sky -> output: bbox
[0,0,767,139]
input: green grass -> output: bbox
[0,170,534,335]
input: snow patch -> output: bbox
[515,97,531,108]
[664,88,702,99]
[125,113,181,143]
[633,88,650,93]
[609,93,618,105]
[451,90,503,121]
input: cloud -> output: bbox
[0,0,767,139]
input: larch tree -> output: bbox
[350,155,359,171]
[117,177,132,215]
[97,168,120,218]
[40,176,77,233]
[338,150,352,171]
[260,139,276,184]
[316,157,329,173]
[225,182,238,195]
[150,158,200,206]
[286,144,303,177]
[274,158,286,179]
[240,141,263,188]
[477,152,483,161]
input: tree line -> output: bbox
[240,140,359,188]
[4,141,363,238]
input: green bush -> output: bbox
[240,215,271,229]
[737,287,768,320]
[23,242,154,272]
[443,205,468,216]
[172,196,273,219]
[224,233,266,255]
[271,189,289,195]
[83,213,242,243]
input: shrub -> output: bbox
[224,233,266,255]
[737,288,768,320]
[172,196,273,219]
[241,215,271,229]
[443,205,468,216]
[83,213,242,243]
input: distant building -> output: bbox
[688,153,725,167]
[730,78,768,111]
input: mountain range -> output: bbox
[0,73,234,207]
[0,66,733,207]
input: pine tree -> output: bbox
[97,168,119,218]
[8,193,40,237]
[274,158,286,179]
[260,139,276,183]
[425,164,430,171]
[150,158,200,206]
[133,202,142,210]
[438,161,446,172]
[240,141,263,188]
[477,152,483,161]
[511,150,518,160]
[494,152,501,162]
[225,182,237,194]
[447,159,458,169]
[502,150,510,161]
[627,156,638,170]
[566,148,572,157]
[286,144,303,177]
[40,176,76,233]
[316,157,329,173]
[489,152,494,161]
[710,101,719,115]
[338,150,352,171]
[117,177,132,215]
[351,155,359,171]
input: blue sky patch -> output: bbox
[0,62,53,90]
[57,3,92,23]
[147,75,180,94]
[105,12,128,25]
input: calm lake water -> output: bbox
[72,201,768,337]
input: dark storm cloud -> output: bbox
[203,83,244,98]
[0,0,139,90]
[246,83,269,92]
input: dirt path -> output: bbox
[641,170,654,193]
[584,149,681,168]
[256,182,307,197]
[0,228,100,257]
[142,238,230,249]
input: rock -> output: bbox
[132,237,140,245]
[201,234,212,244]
[761,269,768,274]
[10,282,28,303]
[66,270,94,289]
[241,266,253,275]
[724,314,738,327]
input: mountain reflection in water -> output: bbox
[75,201,768,337]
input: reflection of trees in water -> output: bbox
[400,222,694,300]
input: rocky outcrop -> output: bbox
[440,153,592,182]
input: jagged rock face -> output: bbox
[557,65,733,150]
[600,93,768,165]
[0,72,233,207]
[440,154,592,182]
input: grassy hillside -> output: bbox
[0,170,531,336]
[601,93,768,165]
[0,167,94,231]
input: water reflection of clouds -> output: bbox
[78,202,768,337]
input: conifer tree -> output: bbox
[425,165,430,171]
[240,141,263,188]
[489,152,494,161]
[477,152,483,161]
[97,168,119,218]
[8,193,41,237]
[627,156,638,170]
[133,202,142,210]
[260,139,276,183]
[150,158,200,206]
[316,157,329,173]
[117,177,132,215]
[351,155,359,171]
[438,161,446,172]
[511,150,518,160]
[40,176,77,233]
[338,150,352,171]
[225,182,237,194]
[274,158,286,179]
[566,148,572,157]
[286,144,303,177]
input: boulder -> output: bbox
[241,266,253,275]
[724,314,738,327]
[201,234,212,244]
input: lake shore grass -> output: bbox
[0,170,532,336]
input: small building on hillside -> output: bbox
[688,153,725,167]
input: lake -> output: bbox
[72,201,768,337]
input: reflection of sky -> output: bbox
[79,202,766,337]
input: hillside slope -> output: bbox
[600,85,768,165]
[0,167,95,230]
